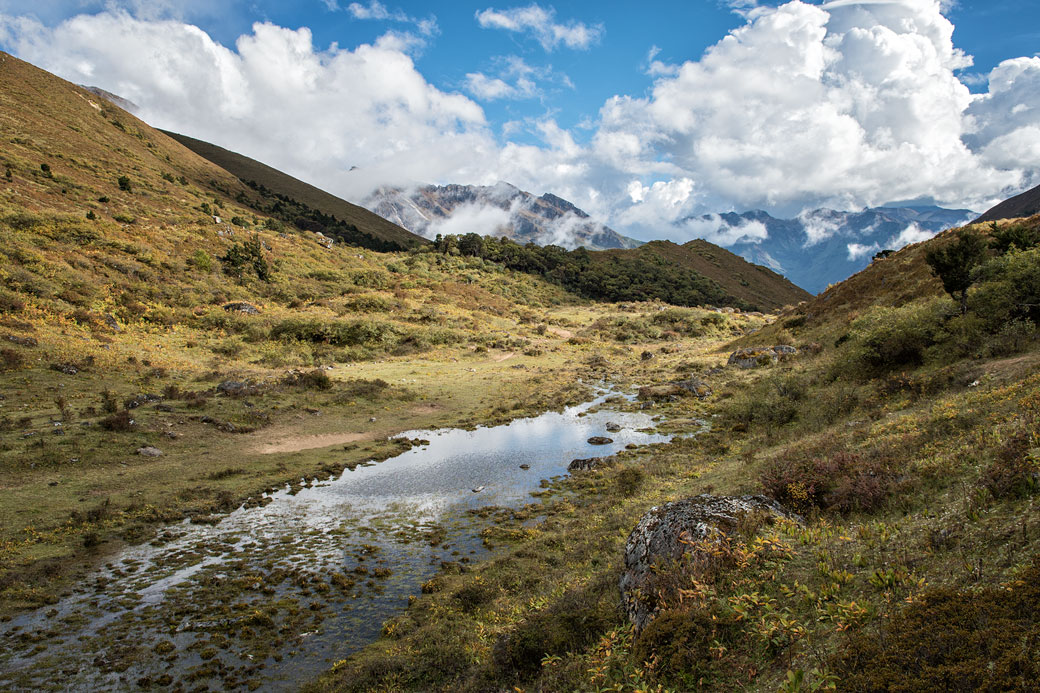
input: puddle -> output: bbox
[0,390,692,691]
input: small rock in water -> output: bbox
[605,422,622,432]
[136,446,163,457]
[519,464,530,470]
[587,436,613,445]
[472,486,485,493]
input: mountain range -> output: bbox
[362,182,974,294]
[701,206,975,294]
[364,183,642,251]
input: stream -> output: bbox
[0,390,683,691]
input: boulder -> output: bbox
[619,494,800,631]
[727,346,799,369]
[587,436,613,445]
[223,302,261,315]
[605,422,622,432]
[137,446,163,457]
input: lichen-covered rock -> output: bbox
[569,456,616,472]
[727,346,799,369]
[223,301,261,315]
[619,494,800,631]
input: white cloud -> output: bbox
[342,1,439,36]
[424,201,514,238]
[1,0,1038,243]
[847,221,939,260]
[475,4,603,51]
[847,242,880,260]
[0,11,493,200]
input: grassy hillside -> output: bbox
[313,214,1040,693]
[161,130,425,251]
[4,50,1040,692]
[429,235,810,312]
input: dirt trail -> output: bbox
[493,351,516,362]
[251,431,373,455]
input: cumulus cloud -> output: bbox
[475,4,603,51]
[0,0,1038,243]
[0,11,494,199]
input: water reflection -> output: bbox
[0,391,679,691]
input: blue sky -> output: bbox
[1,1,1038,242]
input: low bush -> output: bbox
[760,449,893,515]
[633,608,739,687]
[982,429,1039,499]
[492,576,617,680]
[835,298,950,377]
[99,410,135,431]
[832,560,1040,691]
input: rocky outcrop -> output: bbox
[619,494,800,631]
[727,345,797,369]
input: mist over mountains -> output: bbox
[364,182,642,251]
[701,206,976,294]
[364,182,974,293]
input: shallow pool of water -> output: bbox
[0,390,682,691]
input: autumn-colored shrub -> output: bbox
[633,608,739,686]
[760,450,893,515]
[982,430,1039,499]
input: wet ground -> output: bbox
[0,391,677,691]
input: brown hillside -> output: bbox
[595,240,811,311]
[975,182,1040,223]
[160,130,425,250]
[0,51,260,225]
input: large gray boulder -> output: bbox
[727,346,798,369]
[619,494,799,631]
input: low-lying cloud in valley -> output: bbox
[2,0,1038,247]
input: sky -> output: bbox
[0,0,1038,244]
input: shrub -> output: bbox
[616,466,645,497]
[117,175,132,191]
[982,430,1039,499]
[0,347,23,371]
[189,249,213,272]
[492,577,616,679]
[283,369,333,391]
[633,608,739,686]
[990,219,1040,254]
[837,298,949,377]
[925,229,988,313]
[832,561,1040,691]
[99,410,135,431]
[760,450,893,514]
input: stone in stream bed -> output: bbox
[519,464,530,470]
[605,422,622,432]
[587,436,613,445]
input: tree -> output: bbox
[925,229,988,314]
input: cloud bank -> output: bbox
[1,0,1038,244]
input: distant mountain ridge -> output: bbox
[698,205,975,294]
[365,182,642,251]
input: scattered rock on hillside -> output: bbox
[620,494,800,631]
[137,446,163,457]
[5,335,38,347]
[103,313,121,331]
[727,345,798,369]
[223,302,261,315]
[587,436,613,445]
